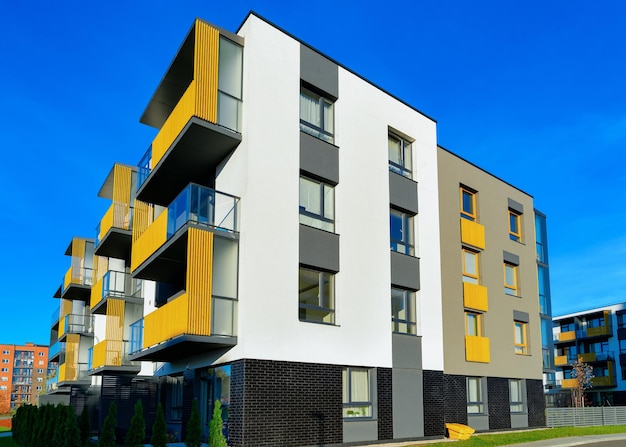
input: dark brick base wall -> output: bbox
[443,374,467,427]
[229,359,343,447]
[487,377,511,430]
[526,379,546,427]
[423,370,445,436]
[377,368,393,440]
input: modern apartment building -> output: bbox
[0,343,49,410]
[43,12,552,446]
[552,303,626,406]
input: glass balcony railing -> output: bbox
[62,314,94,335]
[46,373,58,393]
[137,146,152,191]
[95,205,134,246]
[103,270,143,299]
[51,305,60,326]
[62,266,93,293]
[167,183,239,237]
[48,341,62,359]
[129,319,144,354]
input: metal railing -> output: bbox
[129,319,144,354]
[63,314,95,335]
[547,407,626,427]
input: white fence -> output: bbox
[546,407,626,427]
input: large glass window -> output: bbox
[300,87,334,143]
[509,379,525,413]
[462,249,479,284]
[170,376,183,421]
[299,268,335,324]
[504,263,519,296]
[218,37,243,132]
[466,312,482,337]
[388,134,412,178]
[342,368,372,418]
[460,186,477,221]
[299,176,335,232]
[390,209,415,255]
[467,377,484,414]
[391,288,416,335]
[514,321,528,355]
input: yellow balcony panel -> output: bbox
[465,335,490,363]
[463,283,488,312]
[137,20,243,206]
[587,325,611,337]
[460,219,485,249]
[561,378,578,389]
[558,331,577,342]
[592,375,616,387]
[131,209,169,274]
[94,202,133,261]
[555,355,569,366]
[61,265,93,302]
[578,352,597,362]
[88,340,140,376]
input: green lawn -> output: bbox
[0,428,9,433]
[410,425,626,446]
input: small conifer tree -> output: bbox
[151,402,167,447]
[52,405,67,447]
[185,399,201,447]
[62,405,82,447]
[124,400,145,447]
[209,400,227,447]
[79,406,91,447]
[98,401,117,447]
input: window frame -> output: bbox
[504,263,519,296]
[298,267,336,325]
[467,377,485,414]
[390,208,415,256]
[460,186,477,221]
[300,86,334,143]
[391,287,417,335]
[462,248,479,284]
[509,210,522,242]
[342,367,373,419]
[509,379,526,413]
[299,176,335,232]
[466,311,483,337]
[388,133,413,178]
[514,321,528,355]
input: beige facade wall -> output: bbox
[437,147,542,379]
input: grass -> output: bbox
[410,425,626,446]
[0,428,9,433]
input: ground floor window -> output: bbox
[509,379,525,413]
[467,377,485,414]
[342,367,372,418]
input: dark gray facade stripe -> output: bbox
[390,252,420,291]
[299,224,340,272]
[513,310,530,323]
[300,44,338,99]
[508,198,524,214]
[300,132,339,184]
[389,172,419,215]
[503,250,520,265]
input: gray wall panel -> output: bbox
[511,413,529,428]
[391,252,420,290]
[513,310,530,323]
[503,251,520,265]
[508,198,524,214]
[389,171,419,214]
[300,44,339,98]
[468,414,490,431]
[392,333,422,370]
[392,369,424,439]
[343,420,378,443]
[300,132,339,184]
[299,224,340,272]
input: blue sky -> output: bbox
[1,1,625,345]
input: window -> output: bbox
[514,321,528,355]
[504,263,518,296]
[0,386,6,391]
[36,386,42,391]
[509,210,522,241]
[466,312,482,337]
[1,359,7,364]
[388,133,412,178]
[467,377,484,414]
[38,360,43,365]
[390,209,414,255]
[460,186,477,221]
[300,86,334,143]
[36,377,42,382]
[509,379,525,413]
[38,352,44,357]
[0,377,6,382]
[462,248,479,284]
[342,368,372,418]
[391,288,416,335]
[0,368,7,373]
[37,369,43,374]
[2,350,9,355]
[170,376,183,421]
[299,176,335,232]
[299,268,335,324]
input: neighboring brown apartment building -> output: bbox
[0,343,49,410]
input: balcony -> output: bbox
[51,305,60,329]
[463,282,488,312]
[577,325,612,339]
[48,341,62,362]
[58,314,94,340]
[60,266,93,301]
[554,331,577,344]
[87,340,140,375]
[460,218,485,250]
[90,270,144,315]
[136,20,243,206]
[95,204,134,261]
[57,362,90,387]
[465,335,490,363]
[131,184,239,280]
[555,355,576,366]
